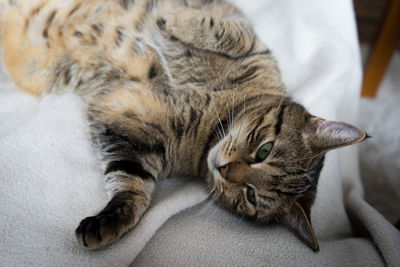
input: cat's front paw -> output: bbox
[75,213,122,250]
[161,8,214,46]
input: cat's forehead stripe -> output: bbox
[274,104,286,136]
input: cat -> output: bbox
[0,0,367,251]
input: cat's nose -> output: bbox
[218,163,231,179]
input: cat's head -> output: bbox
[206,96,367,251]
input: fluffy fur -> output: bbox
[0,0,367,250]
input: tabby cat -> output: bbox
[0,0,367,251]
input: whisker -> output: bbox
[275,93,287,115]
[196,183,219,216]
[209,92,226,138]
[234,95,248,145]
[206,107,224,141]
[231,93,235,133]
[226,93,232,134]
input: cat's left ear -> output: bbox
[282,201,319,251]
[304,117,367,155]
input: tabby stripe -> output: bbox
[287,170,307,176]
[191,110,204,139]
[92,24,104,35]
[215,28,225,41]
[285,179,311,190]
[246,37,257,55]
[236,103,275,123]
[235,32,245,54]
[77,79,84,88]
[218,35,233,50]
[42,10,57,39]
[145,122,165,135]
[180,76,206,85]
[30,2,45,16]
[231,66,259,84]
[148,64,157,79]
[274,189,296,196]
[271,170,308,180]
[103,137,165,156]
[106,68,124,83]
[230,94,268,118]
[116,27,125,46]
[102,126,165,155]
[271,170,307,180]
[235,104,263,121]
[120,0,134,10]
[252,124,272,146]
[170,117,185,139]
[146,0,159,12]
[74,31,83,38]
[63,67,72,85]
[185,107,198,135]
[274,105,286,135]
[210,18,215,28]
[139,127,151,137]
[67,3,81,17]
[54,58,74,86]
[271,174,285,180]
[105,160,156,182]
[223,35,235,50]
[246,116,264,144]
[221,49,271,61]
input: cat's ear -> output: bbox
[282,201,319,251]
[304,117,367,155]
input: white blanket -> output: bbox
[1,0,399,266]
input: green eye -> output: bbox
[246,186,257,205]
[255,142,273,162]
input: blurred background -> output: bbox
[353,0,400,228]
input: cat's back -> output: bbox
[0,0,181,96]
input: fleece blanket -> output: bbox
[0,0,399,266]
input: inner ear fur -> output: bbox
[304,117,367,155]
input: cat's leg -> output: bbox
[75,37,171,248]
[161,7,265,58]
[75,97,167,249]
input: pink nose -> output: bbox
[218,163,230,179]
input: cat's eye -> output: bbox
[255,142,273,162]
[246,186,257,206]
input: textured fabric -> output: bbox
[0,0,399,266]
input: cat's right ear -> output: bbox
[304,117,368,155]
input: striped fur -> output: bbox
[0,0,367,251]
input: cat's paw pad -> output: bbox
[75,213,119,249]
